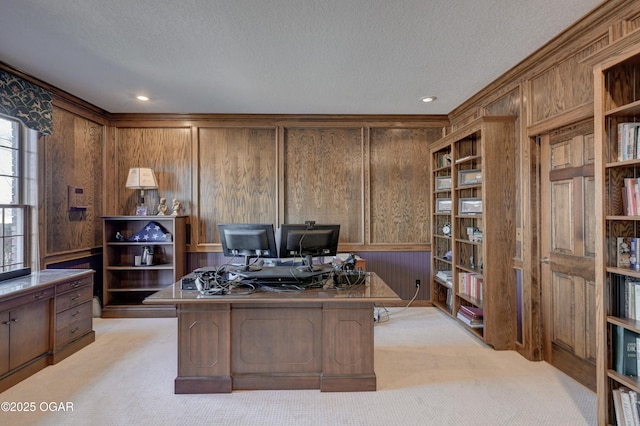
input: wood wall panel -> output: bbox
[529,42,603,125]
[283,127,363,244]
[114,128,191,217]
[370,128,431,245]
[44,106,103,257]
[197,127,277,245]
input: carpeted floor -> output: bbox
[0,307,596,425]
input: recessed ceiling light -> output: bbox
[136,95,149,101]
[421,96,437,103]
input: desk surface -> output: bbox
[145,271,400,305]
[0,269,94,298]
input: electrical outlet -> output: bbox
[415,279,421,288]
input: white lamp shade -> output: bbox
[125,167,158,189]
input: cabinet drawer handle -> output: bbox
[1,320,10,325]
[70,281,81,288]
[33,292,45,299]
[71,310,81,317]
[10,318,17,323]
[70,327,79,334]
[71,295,81,301]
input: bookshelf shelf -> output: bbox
[430,116,516,349]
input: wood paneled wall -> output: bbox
[107,117,447,256]
[41,105,104,263]
[283,127,364,244]
[198,127,277,244]
[114,128,191,217]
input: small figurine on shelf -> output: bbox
[157,197,168,216]
[115,231,126,241]
[171,198,182,216]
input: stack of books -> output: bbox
[435,270,453,288]
[457,305,483,328]
[612,387,640,426]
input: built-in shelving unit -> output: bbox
[591,31,640,426]
[102,215,186,318]
[430,116,516,350]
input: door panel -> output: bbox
[540,120,596,391]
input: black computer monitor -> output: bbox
[218,223,278,272]
[277,222,340,271]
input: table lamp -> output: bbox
[125,167,158,215]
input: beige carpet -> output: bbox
[0,307,596,425]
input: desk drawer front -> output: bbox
[55,316,92,348]
[56,285,93,313]
[56,276,92,294]
[56,300,92,331]
[0,288,54,313]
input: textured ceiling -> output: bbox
[0,0,603,115]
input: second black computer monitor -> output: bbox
[277,222,340,271]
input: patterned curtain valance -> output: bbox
[0,70,53,135]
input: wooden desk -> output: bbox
[144,272,399,393]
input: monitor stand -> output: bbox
[232,255,262,273]
[296,254,323,272]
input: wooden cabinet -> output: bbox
[102,216,187,317]
[0,269,95,392]
[0,288,52,376]
[590,30,640,425]
[430,116,516,350]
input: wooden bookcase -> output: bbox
[590,30,640,426]
[430,116,516,350]
[102,215,186,318]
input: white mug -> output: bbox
[134,255,142,266]
[146,254,154,265]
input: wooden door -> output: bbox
[9,300,50,370]
[540,120,596,391]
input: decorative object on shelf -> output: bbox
[125,167,158,215]
[157,197,168,215]
[466,227,483,242]
[441,222,452,237]
[142,246,154,265]
[435,176,452,191]
[436,198,452,213]
[459,198,482,215]
[458,169,482,186]
[128,221,171,242]
[171,198,182,216]
[115,231,126,241]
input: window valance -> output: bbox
[0,70,52,135]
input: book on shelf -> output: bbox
[456,310,483,328]
[619,237,634,269]
[622,178,640,216]
[435,270,453,288]
[458,272,483,301]
[457,305,483,328]
[612,276,640,320]
[618,122,640,162]
[613,324,638,376]
[612,387,640,426]
[458,305,483,319]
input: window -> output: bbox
[0,116,27,272]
